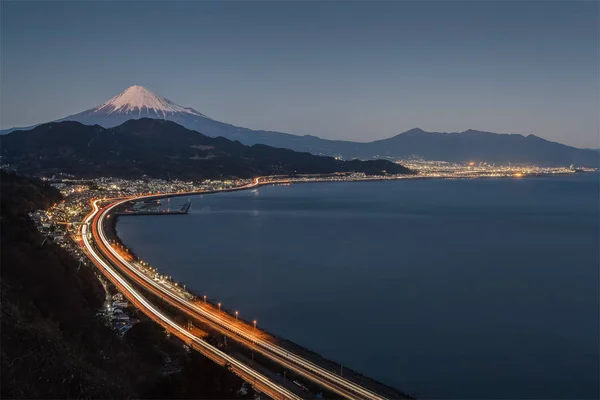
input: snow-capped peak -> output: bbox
[93,85,208,118]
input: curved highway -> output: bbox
[81,207,302,400]
[84,178,389,400]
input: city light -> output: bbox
[27,166,598,393]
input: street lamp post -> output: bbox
[235,311,238,321]
[218,302,221,313]
[253,320,257,332]
[203,295,206,303]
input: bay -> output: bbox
[116,174,600,398]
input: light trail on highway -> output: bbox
[84,177,390,400]
[82,202,302,400]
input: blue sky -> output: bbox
[1,1,598,148]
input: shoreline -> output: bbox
[105,170,595,399]
[104,175,418,398]
[106,169,592,205]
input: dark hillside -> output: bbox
[0,171,252,398]
[0,119,413,179]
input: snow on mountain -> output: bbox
[1,85,596,167]
[1,85,243,138]
[89,85,208,119]
[26,85,232,134]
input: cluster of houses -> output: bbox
[97,292,137,336]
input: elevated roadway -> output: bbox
[82,178,390,400]
[81,214,302,400]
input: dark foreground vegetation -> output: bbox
[0,118,414,179]
[0,171,252,398]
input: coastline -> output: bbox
[104,195,413,398]
[106,169,592,205]
[105,170,596,399]
[103,175,425,398]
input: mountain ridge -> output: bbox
[2,85,597,166]
[0,118,413,179]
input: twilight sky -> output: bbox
[1,1,598,148]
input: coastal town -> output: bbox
[25,160,593,251]
[21,161,593,317]
[394,158,592,178]
[16,161,594,400]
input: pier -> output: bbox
[115,199,191,216]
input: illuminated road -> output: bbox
[83,178,389,400]
[81,208,302,400]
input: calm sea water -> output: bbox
[116,174,599,399]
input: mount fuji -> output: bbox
[2,85,598,166]
[66,85,210,121]
[54,85,232,136]
[3,85,304,146]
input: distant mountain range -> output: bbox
[2,85,597,167]
[0,119,411,179]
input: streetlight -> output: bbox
[203,295,207,303]
[253,320,257,332]
[235,311,238,321]
[218,302,221,313]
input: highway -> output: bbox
[82,178,390,400]
[82,203,302,400]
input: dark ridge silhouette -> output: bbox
[0,170,255,399]
[2,84,594,166]
[0,119,413,179]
